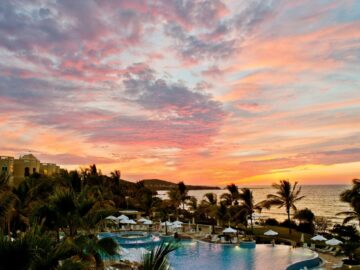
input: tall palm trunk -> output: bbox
[287,208,292,235]
[94,253,104,270]
[250,216,254,233]
[56,227,60,242]
[7,219,11,237]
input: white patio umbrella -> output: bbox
[222,227,237,234]
[173,220,183,225]
[325,238,343,246]
[105,215,118,221]
[127,219,137,225]
[171,224,182,229]
[118,214,129,220]
[144,220,153,225]
[138,217,148,223]
[120,219,130,224]
[311,235,327,241]
[161,221,173,226]
[264,230,278,236]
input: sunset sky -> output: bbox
[1,0,360,185]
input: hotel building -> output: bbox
[0,154,60,186]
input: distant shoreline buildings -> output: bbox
[0,154,60,186]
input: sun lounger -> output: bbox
[310,243,315,250]
[329,247,342,256]
[231,237,238,244]
[331,261,343,269]
[317,246,331,252]
[211,235,219,242]
[220,237,227,243]
[303,243,308,248]
[325,247,336,254]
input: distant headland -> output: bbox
[137,179,220,191]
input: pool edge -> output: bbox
[285,250,321,270]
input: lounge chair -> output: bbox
[231,237,238,244]
[310,243,315,250]
[317,246,331,252]
[325,247,336,253]
[220,237,228,243]
[329,247,343,256]
[331,261,343,269]
[211,235,219,242]
[303,243,308,248]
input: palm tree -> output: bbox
[110,170,121,182]
[140,241,178,270]
[220,184,240,206]
[201,193,218,233]
[72,234,118,270]
[261,180,305,234]
[0,173,17,235]
[0,226,86,270]
[156,200,175,235]
[202,193,217,205]
[337,179,360,226]
[0,225,116,270]
[238,188,261,233]
[11,176,56,234]
[177,182,190,210]
[42,190,115,237]
[167,189,181,218]
[186,196,198,212]
[228,184,240,205]
[217,202,229,227]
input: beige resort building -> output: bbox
[0,154,60,186]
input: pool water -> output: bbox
[112,238,318,270]
[168,241,317,270]
[98,232,161,247]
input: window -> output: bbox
[2,166,7,172]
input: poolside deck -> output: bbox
[317,252,346,270]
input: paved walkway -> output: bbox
[318,252,346,269]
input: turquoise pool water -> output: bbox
[98,232,320,269]
[98,232,161,247]
[110,239,319,269]
[168,241,317,270]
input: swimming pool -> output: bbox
[115,239,320,270]
[98,232,161,247]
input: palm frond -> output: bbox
[141,241,178,270]
[97,237,118,256]
[342,215,358,225]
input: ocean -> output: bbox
[157,185,353,226]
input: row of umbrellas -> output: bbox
[160,220,183,228]
[105,216,344,246]
[105,215,154,225]
[263,230,343,246]
[311,234,343,246]
[106,216,188,228]
[105,215,129,221]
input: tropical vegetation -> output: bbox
[260,180,305,234]
[0,167,359,268]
